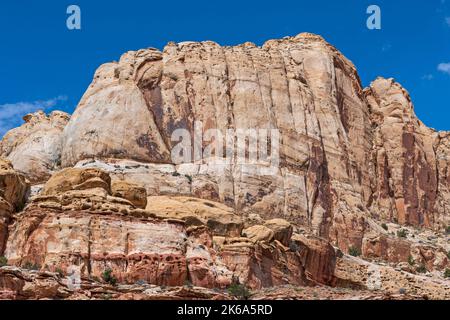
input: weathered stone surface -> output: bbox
[242,225,274,243]
[218,238,308,289]
[61,49,170,167]
[0,159,29,209]
[42,167,111,196]
[4,168,314,290]
[2,266,428,300]
[60,33,372,242]
[335,255,450,300]
[111,181,147,209]
[1,33,450,300]
[0,266,232,300]
[57,35,450,258]
[0,159,29,254]
[0,111,69,183]
[291,233,336,286]
[146,196,243,237]
[365,78,447,229]
[264,219,293,246]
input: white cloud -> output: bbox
[421,74,434,80]
[438,62,450,75]
[0,96,67,137]
[446,17,450,26]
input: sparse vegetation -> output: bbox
[381,223,388,231]
[55,268,64,277]
[444,269,450,278]
[172,171,181,177]
[447,251,450,260]
[415,264,427,274]
[446,226,450,235]
[227,283,251,300]
[101,268,117,286]
[348,246,361,257]
[408,255,414,266]
[397,229,408,238]
[23,261,40,271]
[185,174,193,183]
[0,256,7,267]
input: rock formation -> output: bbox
[0,159,28,255]
[0,111,69,183]
[0,33,449,300]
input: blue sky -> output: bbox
[0,0,450,135]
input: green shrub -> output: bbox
[446,226,450,234]
[415,264,427,274]
[227,283,251,300]
[447,251,450,260]
[0,256,7,267]
[381,223,388,231]
[185,175,193,183]
[408,255,414,266]
[397,229,408,238]
[172,171,181,177]
[444,269,450,278]
[348,246,361,257]
[55,268,64,277]
[23,261,40,271]
[102,268,117,286]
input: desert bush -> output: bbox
[23,261,40,271]
[102,268,117,286]
[348,246,361,257]
[397,229,408,238]
[227,283,251,300]
[0,256,7,267]
[444,269,450,278]
[415,264,427,274]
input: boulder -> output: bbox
[111,181,147,209]
[242,225,274,243]
[146,196,243,237]
[264,219,293,246]
[42,167,111,195]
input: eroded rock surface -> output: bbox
[0,159,29,254]
[1,33,449,300]
[0,111,69,183]
[3,168,330,292]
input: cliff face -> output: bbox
[0,33,449,300]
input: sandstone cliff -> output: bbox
[0,33,448,300]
